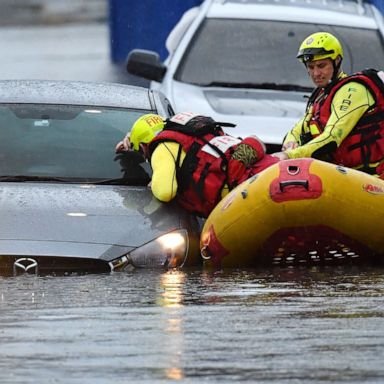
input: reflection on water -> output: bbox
[159,271,185,380]
[0,266,384,383]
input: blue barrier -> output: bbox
[369,0,384,12]
[109,0,203,63]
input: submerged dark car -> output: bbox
[0,80,201,276]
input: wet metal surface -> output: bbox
[0,23,147,86]
[0,266,383,383]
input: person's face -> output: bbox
[306,58,335,88]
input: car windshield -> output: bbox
[175,19,384,89]
[0,104,152,185]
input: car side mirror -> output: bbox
[126,49,167,82]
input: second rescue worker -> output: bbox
[273,32,384,177]
[116,112,278,218]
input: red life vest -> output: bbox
[309,69,384,172]
[149,127,241,217]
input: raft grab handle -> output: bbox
[279,179,309,192]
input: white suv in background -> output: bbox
[127,0,384,152]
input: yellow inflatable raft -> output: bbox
[200,158,384,268]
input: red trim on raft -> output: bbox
[256,225,380,266]
[270,159,323,203]
[201,224,229,267]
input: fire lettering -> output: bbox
[145,115,163,127]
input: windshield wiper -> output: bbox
[91,177,150,186]
[0,175,79,183]
[0,175,150,186]
[200,81,313,92]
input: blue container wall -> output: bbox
[109,0,204,63]
[370,0,384,12]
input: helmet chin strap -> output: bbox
[330,57,342,83]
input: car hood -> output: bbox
[0,183,185,261]
[168,81,309,145]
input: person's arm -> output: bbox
[285,81,375,159]
[150,142,185,202]
[282,116,306,150]
[272,116,306,159]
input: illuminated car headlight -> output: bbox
[109,229,189,270]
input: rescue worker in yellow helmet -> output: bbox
[272,32,384,177]
[116,112,278,217]
[116,113,165,153]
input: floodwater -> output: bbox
[1,266,384,383]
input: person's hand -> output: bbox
[271,151,289,160]
[115,134,132,153]
[282,141,298,151]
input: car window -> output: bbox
[0,104,152,184]
[175,19,384,88]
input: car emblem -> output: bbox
[13,258,38,275]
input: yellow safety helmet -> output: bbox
[297,32,343,63]
[129,113,165,151]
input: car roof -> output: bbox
[214,0,367,10]
[207,0,381,29]
[0,79,156,109]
